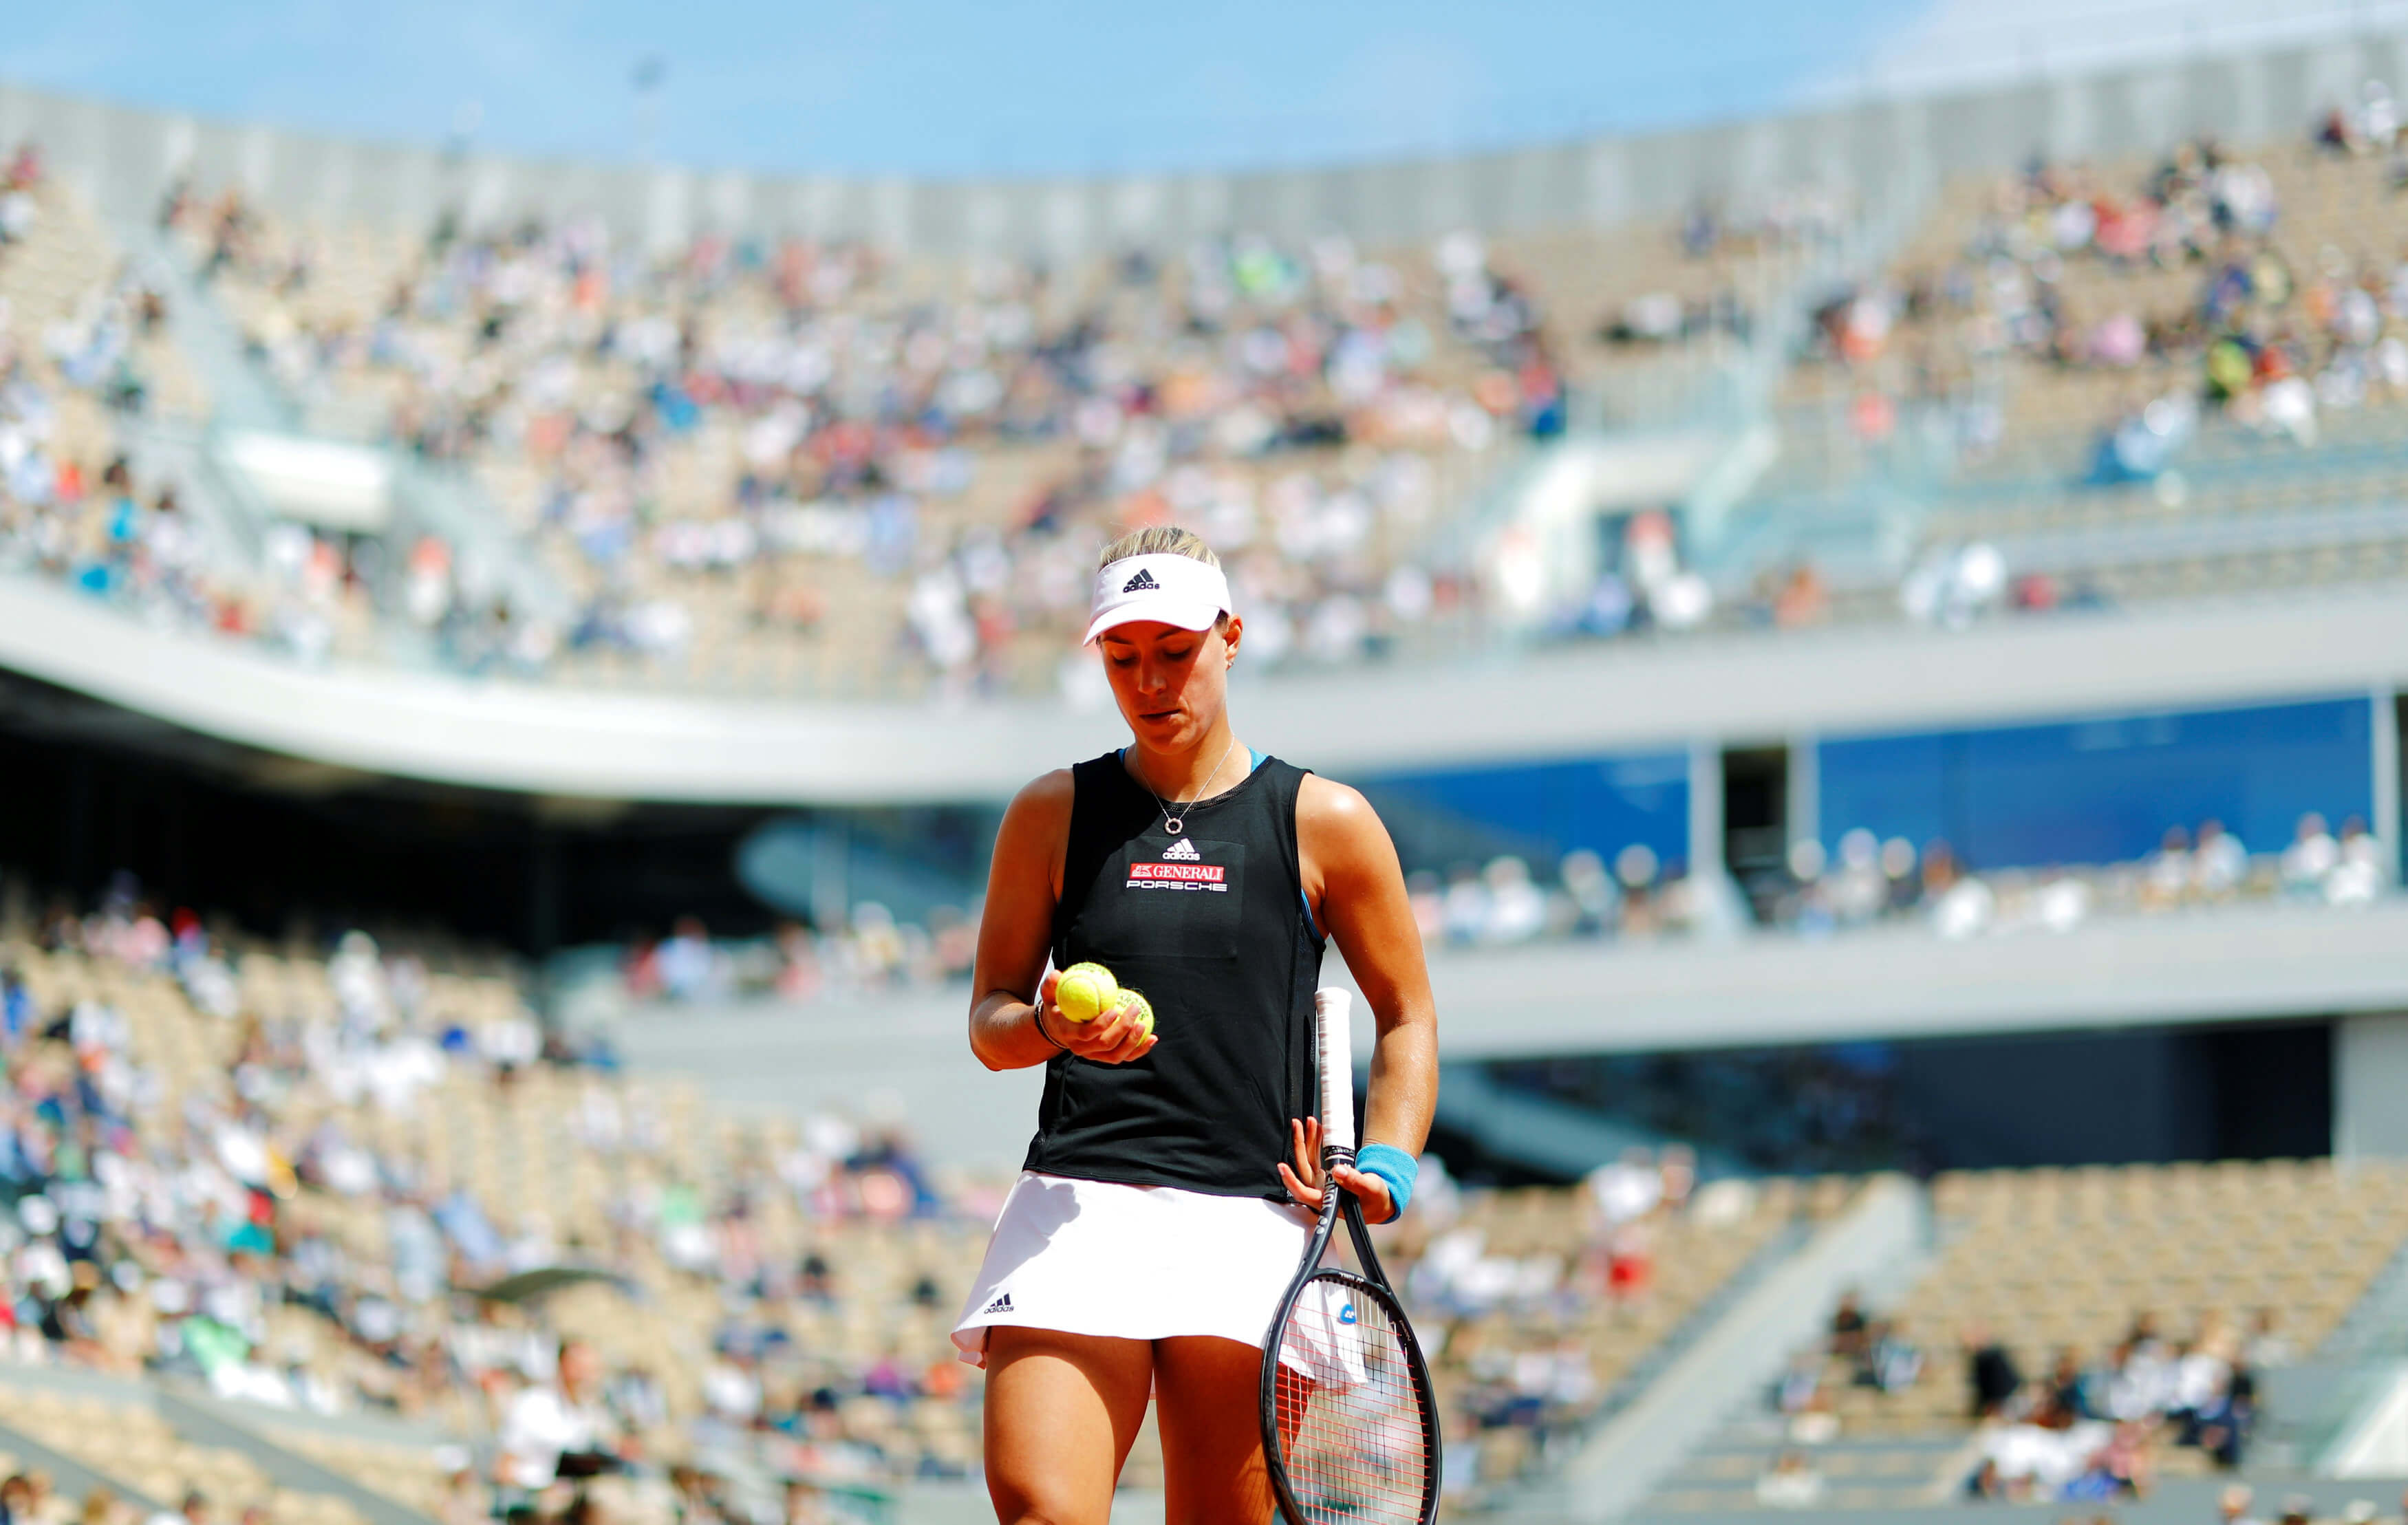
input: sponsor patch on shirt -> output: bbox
[1126,838,1229,891]
[1128,861,1227,889]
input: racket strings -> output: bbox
[1272,1277,1430,1524]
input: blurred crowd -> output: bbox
[616,910,976,1006]
[1402,1151,1836,1508]
[0,872,1004,1524]
[1954,1309,2279,1501]
[1592,186,1856,356]
[0,867,1819,1522]
[1812,99,2408,488]
[26,122,2408,693]
[0,147,391,665]
[1406,808,2388,956]
[1757,1301,2286,1508]
[614,808,2392,1018]
[166,183,1570,691]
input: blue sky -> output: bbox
[0,0,1931,177]
[6,1,2386,177]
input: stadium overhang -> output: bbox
[2,575,2405,804]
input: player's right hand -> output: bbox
[1038,969,1157,1064]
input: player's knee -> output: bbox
[995,1508,1086,1525]
[987,1478,1095,1525]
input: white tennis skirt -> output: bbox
[951,1170,1315,1368]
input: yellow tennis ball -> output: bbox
[1055,962,1119,1024]
[1117,989,1154,1041]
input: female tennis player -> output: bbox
[957,526,1439,1525]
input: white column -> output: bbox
[1687,742,1748,937]
[2374,687,2401,885]
[2334,1013,2408,1161]
[1687,742,1723,883]
[1787,735,1820,856]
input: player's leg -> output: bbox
[983,1326,1152,1525]
[1153,1334,1278,1525]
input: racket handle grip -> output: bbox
[1315,986,1355,1164]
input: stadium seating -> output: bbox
[0,876,1892,1515]
[158,184,1547,695]
[0,1385,364,1525]
[10,871,2408,1520]
[18,123,2408,692]
[1411,1174,1858,1506]
[1637,1158,2408,1516]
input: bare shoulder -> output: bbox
[1297,772,1375,826]
[993,769,1077,896]
[1297,773,1393,854]
[993,768,1076,854]
[1008,767,1078,819]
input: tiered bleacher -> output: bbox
[1641,1158,2408,1517]
[0,150,400,665]
[0,872,1851,1521]
[1410,1171,1858,1508]
[163,183,1567,694]
[18,100,2408,693]
[1774,112,2408,627]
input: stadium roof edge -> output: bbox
[10,29,2408,253]
[3,576,2402,805]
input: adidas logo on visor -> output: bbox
[1121,568,1161,593]
[1163,838,1201,861]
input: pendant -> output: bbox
[1165,818,1185,835]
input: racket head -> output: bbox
[1260,1264,1442,1525]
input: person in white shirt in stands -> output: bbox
[2244,1308,2297,1370]
[2191,820,2246,900]
[2281,814,2340,899]
[501,1340,622,1491]
[2142,827,2193,909]
[2330,816,2390,905]
[1586,1148,1662,1226]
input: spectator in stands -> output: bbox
[2044,1348,2096,1423]
[2192,820,2247,898]
[1587,1147,1664,1227]
[143,1491,208,1525]
[2330,816,2389,905]
[2246,1307,2296,1368]
[654,916,720,1002]
[499,1339,623,1491]
[1967,1324,2023,1418]
[1862,1319,1924,1392]
[1828,1289,1871,1363]
[2283,814,2341,898]
[1755,1451,1826,1508]
[2143,827,2193,909]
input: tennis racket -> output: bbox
[1260,986,1442,1525]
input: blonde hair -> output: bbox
[1097,526,1220,572]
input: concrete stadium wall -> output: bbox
[5,32,2408,254]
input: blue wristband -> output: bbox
[1353,1143,1419,1220]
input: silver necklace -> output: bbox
[1132,735,1238,836]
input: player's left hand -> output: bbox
[1278,1116,1398,1224]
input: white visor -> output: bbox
[1082,553,1232,645]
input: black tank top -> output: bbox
[1025,751,1326,1199]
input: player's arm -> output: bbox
[1291,775,1438,1220]
[968,770,1156,1070]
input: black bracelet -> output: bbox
[1031,1002,1072,1055]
